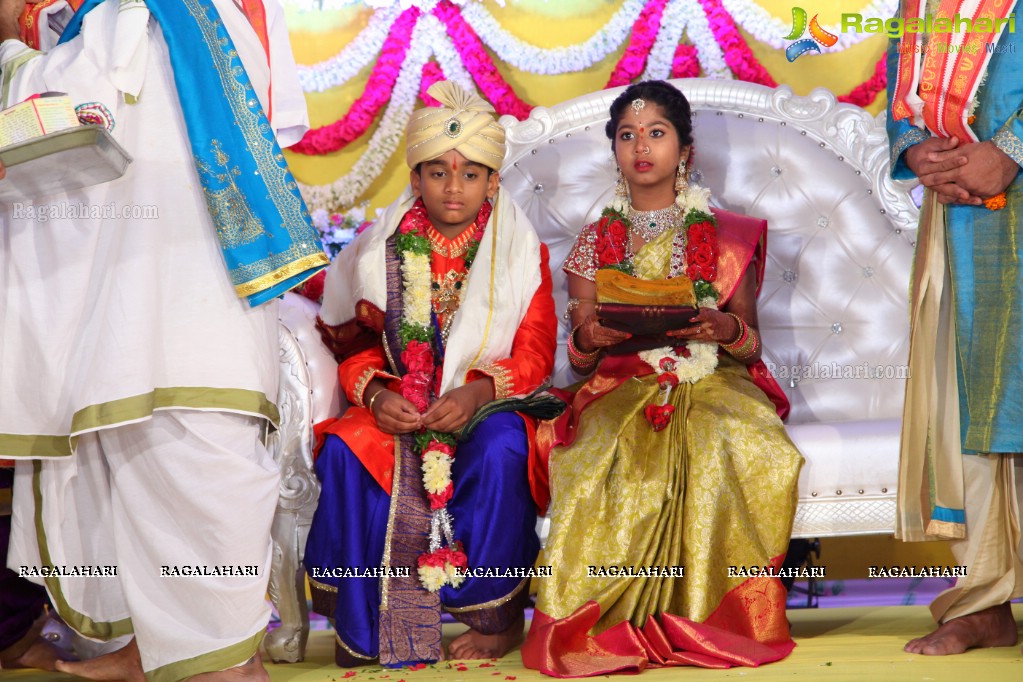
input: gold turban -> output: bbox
[405,81,506,170]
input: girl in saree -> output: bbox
[522,81,804,676]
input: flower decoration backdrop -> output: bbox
[284,0,893,215]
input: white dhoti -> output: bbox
[9,411,280,679]
[931,454,1023,622]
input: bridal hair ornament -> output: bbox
[631,98,646,116]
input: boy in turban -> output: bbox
[307,81,557,666]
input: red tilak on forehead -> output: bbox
[452,158,458,170]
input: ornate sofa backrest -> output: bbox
[499,79,919,426]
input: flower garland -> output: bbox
[670,44,701,79]
[597,184,721,430]
[722,0,897,51]
[699,0,776,87]
[298,16,437,209]
[434,0,532,119]
[291,8,421,155]
[292,1,893,212]
[460,0,646,75]
[297,8,397,92]
[641,0,690,82]
[605,0,669,88]
[395,200,488,592]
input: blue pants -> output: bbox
[305,412,539,659]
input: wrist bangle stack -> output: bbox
[568,323,600,369]
[721,313,760,361]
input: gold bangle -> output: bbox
[367,388,384,413]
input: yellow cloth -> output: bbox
[536,230,803,632]
[405,81,506,170]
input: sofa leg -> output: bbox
[266,513,311,663]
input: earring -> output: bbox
[616,167,628,198]
[674,160,687,195]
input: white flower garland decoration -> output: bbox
[297,15,478,211]
[638,318,719,386]
[680,0,732,80]
[285,0,503,10]
[297,8,397,92]
[641,0,690,82]
[402,252,432,328]
[459,0,645,75]
[721,0,898,52]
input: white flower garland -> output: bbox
[401,252,432,328]
[284,0,503,10]
[459,0,645,75]
[721,0,898,51]
[641,0,689,82]
[638,324,719,386]
[297,15,478,211]
[297,8,397,92]
[680,0,732,80]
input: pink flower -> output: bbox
[400,372,431,413]
[403,340,434,375]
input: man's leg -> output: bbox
[304,434,390,667]
[906,453,1023,655]
[441,413,538,660]
[56,410,279,680]
[0,471,60,671]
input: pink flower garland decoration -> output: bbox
[433,0,533,120]
[699,0,777,87]
[670,44,700,79]
[293,0,889,161]
[420,61,446,106]
[837,54,886,108]
[291,7,420,155]
[605,0,669,88]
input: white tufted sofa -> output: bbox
[263,79,919,662]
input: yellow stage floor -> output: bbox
[8,605,1023,682]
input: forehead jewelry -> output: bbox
[631,98,646,116]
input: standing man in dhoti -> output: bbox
[887,0,1023,655]
[0,0,326,679]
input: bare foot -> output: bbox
[2,635,69,671]
[904,602,1018,655]
[187,653,269,682]
[448,613,524,660]
[55,638,144,682]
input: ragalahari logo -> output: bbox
[785,7,839,61]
